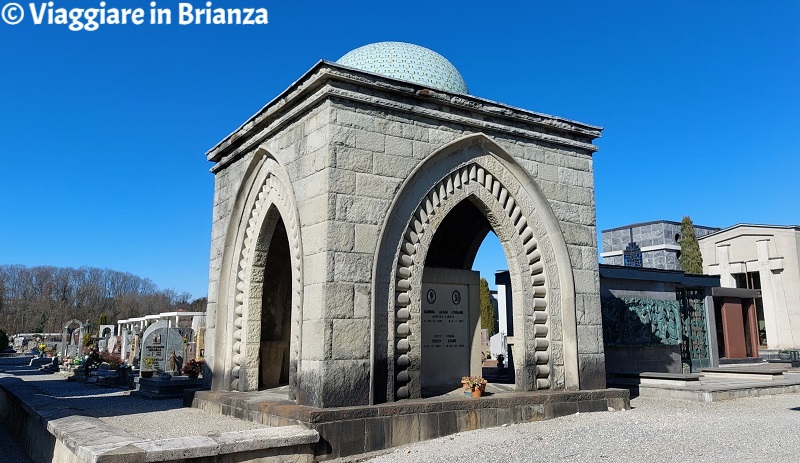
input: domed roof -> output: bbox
[336,42,468,94]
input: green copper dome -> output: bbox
[337,42,468,94]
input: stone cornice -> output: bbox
[207,61,603,169]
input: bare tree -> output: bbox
[0,265,204,335]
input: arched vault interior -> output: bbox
[425,199,491,270]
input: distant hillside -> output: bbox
[0,264,206,335]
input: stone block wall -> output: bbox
[206,62,606,406]
[601,221,719,271]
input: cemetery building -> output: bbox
[699,224,800,354]
[601,220,719,270]
[204,41,608,408]
[598,264,719,374]
[498,265,720,376]
[601,219,800,362]
[597,220,724,373]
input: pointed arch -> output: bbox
[212,148,304,397]
[372,133,578,402]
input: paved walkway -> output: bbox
[0,360,268,439]
[0,358,319,462]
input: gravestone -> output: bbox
[489,332,507,360]
[61,319,84,359]
[481,329,489,358]
[140,321,185,373]
[107,336,119,355]
[192,316,206,361]
[420,268,481,392]
[128,334,140,366]
[186,342,197,361]
[99,324,115,338]
[120,330,130,358]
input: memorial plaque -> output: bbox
[140,321,185,372]
[421,282,470,389]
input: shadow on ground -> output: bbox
[0,363,183,421]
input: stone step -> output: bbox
[610,371,703,387]
[701,366,787,381]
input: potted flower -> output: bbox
[462,375,487,397]
[141,355,156,378]
[182,359,204,379]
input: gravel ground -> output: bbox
[366,393,800,463]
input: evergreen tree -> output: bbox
[479,278,496,336]
[679,216,704,274]
[33,314,46,333]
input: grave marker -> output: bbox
[140,321,185,373]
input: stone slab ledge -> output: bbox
[194,388,631,425]
[49,416,319,463]
[193,389,631,459]
[613,371,703,380]
[701,366,788,375]
[635,383,800,403]
[0,375,319,463]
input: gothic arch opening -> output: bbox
[381,161,554,401]
[425,199,491,270]
[372,134,580,404]
[219,151,304,398]
[257,213,292,390]
[419,198,509,397]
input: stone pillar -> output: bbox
[756,240,795,348]
[703,290,720,367]
[715,245,736,287]
[743,299,760,358]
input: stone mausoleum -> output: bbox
[601,220,719,270]
[204,42,606,408]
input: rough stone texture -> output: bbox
[600,220,719,271]
[206,61,604,407]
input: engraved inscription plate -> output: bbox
[421,282,469,389]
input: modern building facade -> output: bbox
[699,224,800,352]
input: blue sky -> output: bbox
[2,1,798,298]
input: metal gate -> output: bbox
[677,288,710,372]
